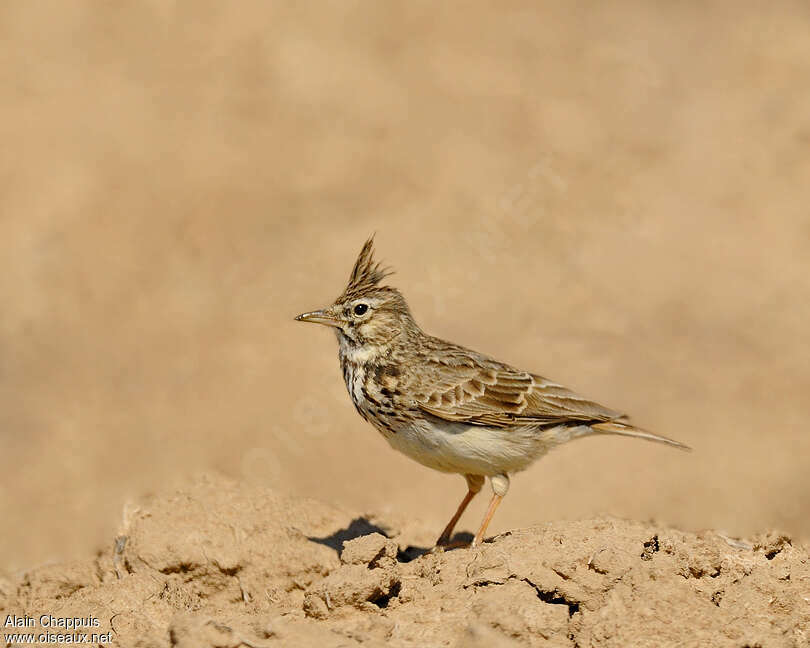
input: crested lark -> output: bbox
[296,237,689,548]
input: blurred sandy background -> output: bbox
[1,0,809,572]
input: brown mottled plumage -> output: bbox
[296,236,689,548]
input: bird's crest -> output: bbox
[341,236,394,300]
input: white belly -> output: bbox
[378,417,559,477]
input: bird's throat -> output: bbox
[338,337,386,365]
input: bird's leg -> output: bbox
[472,494,503,547]
[435,474,484,547]
[472,473,510,547]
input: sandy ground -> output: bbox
[2,0,810,644]
[2,476,808,647]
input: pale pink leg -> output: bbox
[435,474,484,546]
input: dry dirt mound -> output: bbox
[2,475,808,647]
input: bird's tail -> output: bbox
[576,419,691,451]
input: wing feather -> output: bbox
[414,347,624,427]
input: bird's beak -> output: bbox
[295,309,340,327]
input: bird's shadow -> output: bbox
[308,516,473,563]
[308,517,387,552]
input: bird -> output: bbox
[295,236,689,548]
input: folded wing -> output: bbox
[414,352,624,428]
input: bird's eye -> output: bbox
[353,303,369,316]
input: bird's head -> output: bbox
[295,236,415,349]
